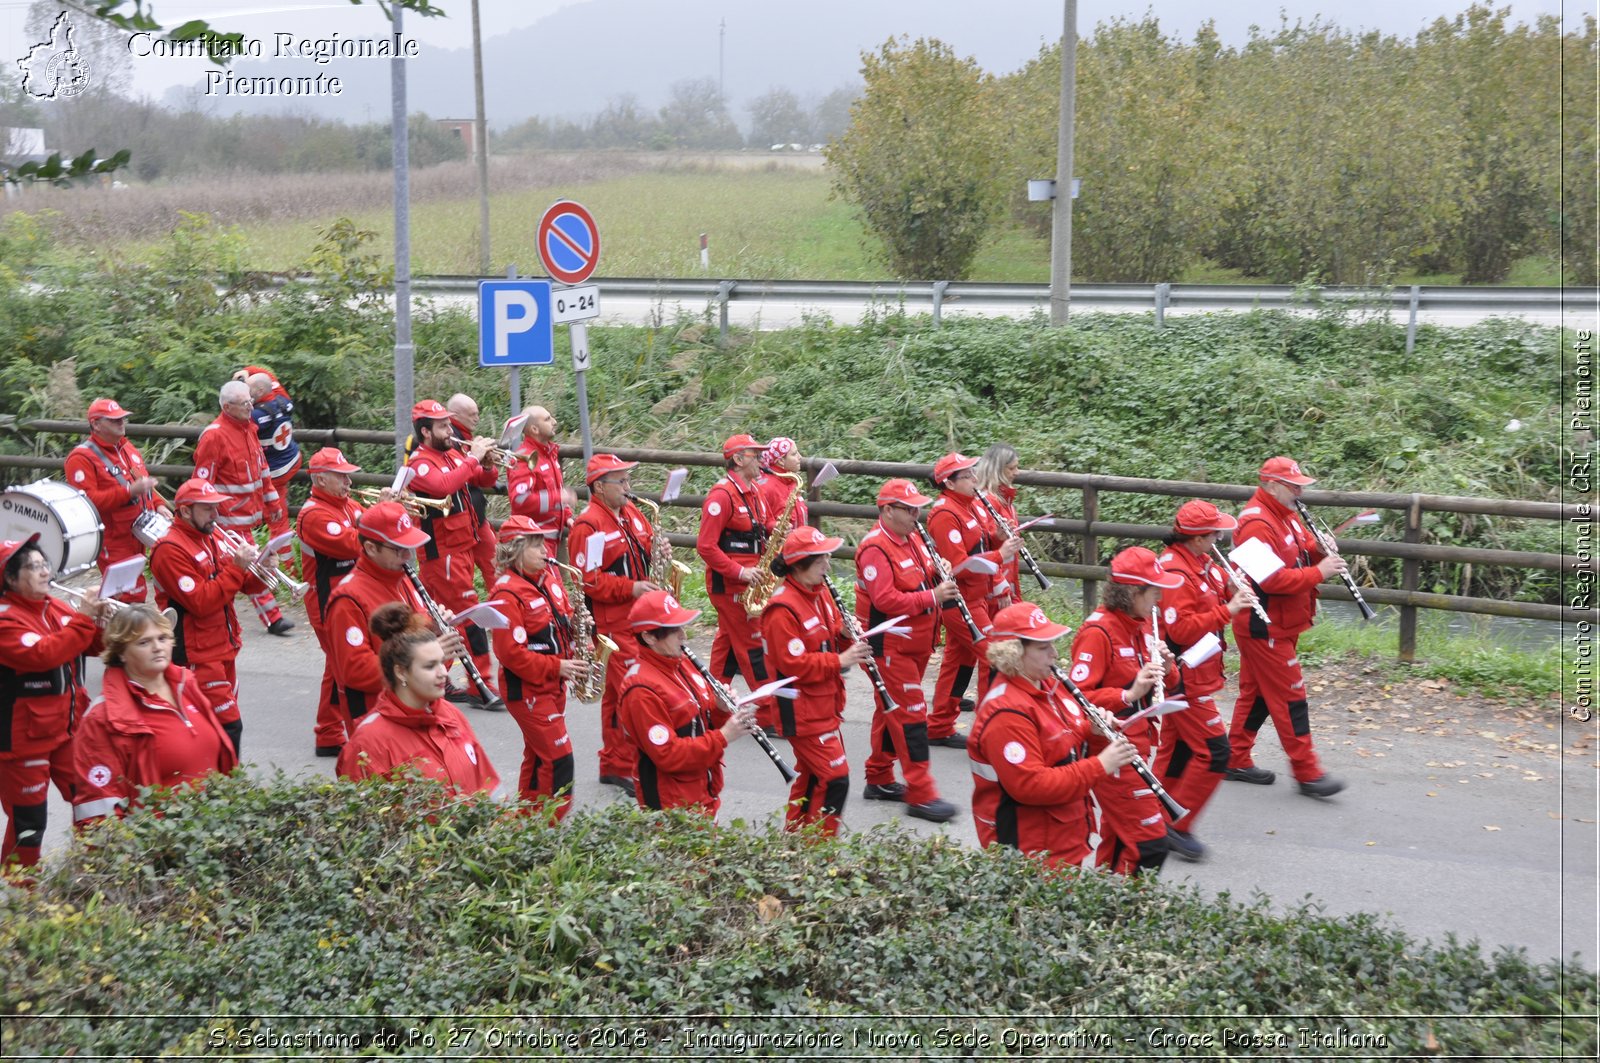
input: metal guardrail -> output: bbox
[4,422,1592,661]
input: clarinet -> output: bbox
[975,491,1051,591]
[681,647,798,784]
[1293,499,1378,622]
[912,520,985,643]
[401,562,508,713]
[819,573,900,714]
[1211,544,1272,628]
[1049,664,1188,822]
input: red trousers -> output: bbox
[473,516,496,588]
[784,727,849,836]
[708,592,776,725]
[597,630,640,778]
[306,619,349,748]
[506,690,574,820]
[862,645,940,805]
[1230,633,1323,783]
[1153,692,1230,830]
[192,657,241,726]
[0,741,73,872]
[419,551,493,685]
[1094,729,1168,876]
[930,599,993,739]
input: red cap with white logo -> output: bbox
[989,601,1073,642]
[628,589,701,631]
[1259,456,1316,486]
[174,478,227,506]
[1109,546,1184,588]
[411,399,450,423]
[932,452,978,485]
[308,447,361,474]
[358,501,430,548]
[496,515,561,543]
[1173,499,1238,535]
[585,453,640,484]
[86,398,131,420]
[876,478,932,508]
[780,525,843,564]
[722,433,766,460]
[0,533,42,573]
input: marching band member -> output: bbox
[854,478,961,822]
[405,399,498,698]
[243,369,300,572]
[571,453,659,796]
[757,436,808,527]
[447,393,499,588]
[1227,457,1348,798]
[619,589,754,816]
[975,442,1022,612]
[1066,546,1181,877]
[0,535,107,877]
[193,380,291,635]
[296,447,373,758]
[71,605,236,829]
[149,478,271,756]
[696,434,779,723]
[970,601,1136,868]
[926,451,1020,748]
[337,603,500,796]
[1153,500,1256,860]
[507,405,575,535]
[490,516,585,818]
[761,526,870,835]
[64,397,171,604]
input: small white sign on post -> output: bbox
[570,322,592,372]
[552,284,601,324]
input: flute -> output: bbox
[975,491,1051,591]
[820,572,900,714]
[912,521,985,643]
[1048,664,1188,822]
[1210,545,1272,627]
[1293,499,1378,622]
[1147,607,1167,704]
[681,647,798,784]
[401,562,508,713]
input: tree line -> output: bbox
[827,6,1596,285]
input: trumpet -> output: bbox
[216,527,310,601]
[451,435,518,469]
[352,487,453,517]
[50,581,125,616]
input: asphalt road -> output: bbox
[29,599,1598,970]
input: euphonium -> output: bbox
[554,561,616,702]
[628,492,693,600]
[736,471,803,617]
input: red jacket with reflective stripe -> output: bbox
[64,436,168,564]
[570,499,653,635]
[696,473,770,595]
[507,438,569,526]
[618,644,728,813]
[192,414,276,529]
[407,444,495,554]
[1157,541,1234,698]
[853,521,939,655]
[150,520,265,666]
[296,488,364,627]
[761,576,849,737]
[336,688,499,795]
[927,491,1006,607]
[0,592,101,756]
[1231,487,1326,639]
[324,554,427,718]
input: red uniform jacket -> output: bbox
[1066,608,1177,753]
[618,644,729,813]
[0,592,100,756]
[489,565,574,704]
[927,491,1007,609]
[507,438,569,527]
[150,520,266,667]
[853,520,940,658]
[970,672,1103,866]
[406,443,495,557]
[984,485,1022,602]
[756,471,807,529]
[71,664,236,825]
[1232,487,1326,640]
[761,576,850,738]
[296,487,365,628]
[324,554,426,720]
[570,499,652,635]
[192,413,277,531]
[64,435,168,566]
[696,472,770,596]
[1157,541,1233,698]
[337,688,499,795]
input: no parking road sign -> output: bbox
[478,279,554,367]
[537,200,601,286]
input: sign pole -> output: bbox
[571,321,594,463]
[505,264,520,418]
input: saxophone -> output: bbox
[628,493,693,600]
[736,471,803,617]
[553,561,616,702]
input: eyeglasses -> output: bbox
[18,560,52,572]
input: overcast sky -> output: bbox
[2,0,1585,105]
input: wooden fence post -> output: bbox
[1399,493,1423,661]
[1081,485,1099,614]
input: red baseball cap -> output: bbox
[780,525,843,564]
[86,398,131,420]
[1173,499,1238,535]
[628,589,701,631]
[722,433,766,460]
[174,478,226,506]
[932,452,978,485]
[496,515,560,543]
[989,601,1072,642]
[308,447,360,474]
[1260,456,1316,486]
[877,478,932,508]
[585,453,639,484]
[411,399,450,423]
[1109,546,1184,588]
[0,533,42,573]
[358,501,430,549]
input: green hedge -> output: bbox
[0,773,1591,1057]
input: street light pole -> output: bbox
[391,4,414,459]
[471,0,491,277]
[1049,0,1077,325]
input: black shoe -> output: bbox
[1225,765,1276,785]
[1166,827,1206,862]
[906,798,958,823]
[958,697,976,714]
[267,617,296,636]
[862,782,908,802]
[599,775,637,798]
[927,732,968,749]
[1297,774,1346,798]
[314,745,343,758]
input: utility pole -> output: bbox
[390,3,413,459]
[1049,0,1077,325]
[718,17,725,101]
[471,0,491,277]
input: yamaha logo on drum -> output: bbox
[1,497,50,523]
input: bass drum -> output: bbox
[0,480,104,577]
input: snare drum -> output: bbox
[0,480,104,577]
[132,510,172,549]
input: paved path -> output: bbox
[32,604,1597,969]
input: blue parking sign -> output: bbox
[479,280,554,367]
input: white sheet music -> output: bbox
[1229,537,1285,584]
[450,602,508,630]
[99,556,147,599]
[661,468,688,503]
[583,531,606,571]
[1180,632,1223,668]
